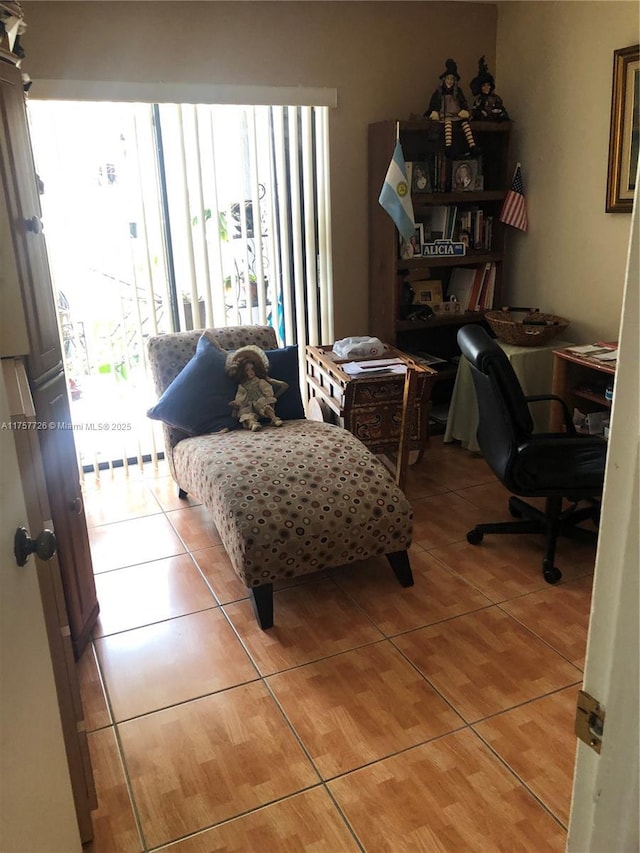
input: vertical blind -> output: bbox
[28,100,334,479]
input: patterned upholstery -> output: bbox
[147,327,413,606]
[147,326,278,483]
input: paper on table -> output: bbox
[566,344,612,355]
[592,349,618,362]
[343,359,406,376]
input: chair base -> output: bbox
[466,495,599,584]
[250,549,415,630]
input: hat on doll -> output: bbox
[470,56,495,96]
[225,345,270,381]
[439,58,460,81]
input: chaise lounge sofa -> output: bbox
[147,325,414,628]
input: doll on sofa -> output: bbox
[226,345,288,431]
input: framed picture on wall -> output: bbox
[606,44,639,213]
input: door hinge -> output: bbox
[575,689,605,754]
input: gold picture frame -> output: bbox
[606,44,639,213]
[413,281,443,306]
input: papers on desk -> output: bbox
[566,344,618,363]
[342,358,407,376]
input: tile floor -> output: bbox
[78,436,596,852]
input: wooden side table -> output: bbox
[305,344,437,462]
[551,345,616,432]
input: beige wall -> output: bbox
[22,1,497,341]
[497,1,638,343]
[22,1,638,343]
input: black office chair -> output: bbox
[457,325,607,583]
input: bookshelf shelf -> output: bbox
[368,119,512,414]
[397,252,502,272]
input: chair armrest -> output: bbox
[525,394,576,434]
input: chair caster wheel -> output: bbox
[543,565,562,584]
[467,529,483,545]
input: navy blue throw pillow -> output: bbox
[147,334,239,435]
[264,346,306,420]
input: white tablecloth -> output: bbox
[443,340,572,453]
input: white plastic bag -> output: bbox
[332,336,386,359]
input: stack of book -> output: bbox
[447,263,496,312]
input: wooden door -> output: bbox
[0,57,98,658]
[0,59,62,379]
[32,371,99,657]
[1,358,95,846]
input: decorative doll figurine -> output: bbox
[470,56,510,121]
[425,58,477,155]
[225,345,288,431]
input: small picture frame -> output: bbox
[451,160,478,192]
[458,229,472,251]
[413,281,443,306]
[411,161,432,194]
[399,225,423,260]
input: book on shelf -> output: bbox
[478,262,496,310]
[446,263,497,312]
[468,264,487,312]
[446,267,477,312]
[423,205,451,242]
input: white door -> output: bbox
[0,370,81,852]
[567,203,639,849]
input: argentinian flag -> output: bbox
[378,141,415,241]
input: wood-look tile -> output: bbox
[191,545,323,608]
[331,548,491,635]
[268,641,463,778]
[83,479,162,527]
[401,461,450,502]
[393,607,581,723]
[86,726,141,852]
[191,545,249,604]
[167,504,223,551]
[77,642,111,732]
[420,438,497,490]
[88,514,186,574]
[147,474,202,511]
[160,788,359,852]
[96,609,258,721]
[474,686,579,826]
[118,682,319,848]
[328,729,566,851]
[223,579,383,676]
[93,553,217,637]
[431,537,594,603]
[411,491,496,550]
[454,479,525,517]
[501,574,594,668]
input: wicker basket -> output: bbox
[485,310,569,347]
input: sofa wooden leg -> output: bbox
[250,583,274,629]
[178,488,188,500]
[386,550,414,587]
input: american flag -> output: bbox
[500,163,528,231]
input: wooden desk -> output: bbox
[305,345,436,460]
[551,345,616,432]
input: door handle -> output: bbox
[24,215,42,234]
[14,526,57,567]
